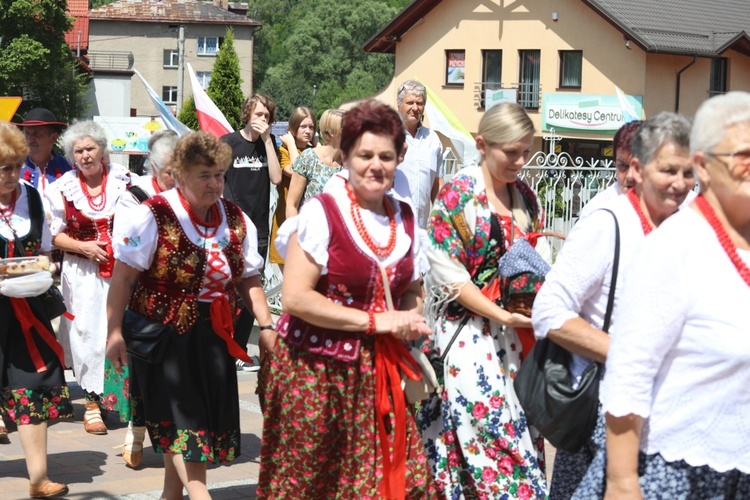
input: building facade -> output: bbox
[363,0,750,162]
[87,0,258,119]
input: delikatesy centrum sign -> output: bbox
[542,93,643,134]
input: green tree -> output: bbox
[206,28,243,130]
[179,27,243,131]
[0,0,88,122]
[177,95,199,130]
[254,0,409,119]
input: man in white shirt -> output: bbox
[396,80,444,228]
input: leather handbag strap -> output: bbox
[600,209,620,333]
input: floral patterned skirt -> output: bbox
[257,336,437,499]
[0,296,74,424]
[417,316,548,499]
[573,450,750,499]
[130,304,240,463]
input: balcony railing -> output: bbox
[88,51,134,71]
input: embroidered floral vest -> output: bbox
[129,196,247,334]
[63,196,113,244]
[278,193,415,362]
[0,185,44,258]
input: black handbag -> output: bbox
[122,309,174,364]
[513,209,620,454]
[41,284,67,319]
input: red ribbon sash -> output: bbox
[374,334,421,500]
[9,297,66,373]
[209,296,252,363]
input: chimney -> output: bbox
[212,0,229,9]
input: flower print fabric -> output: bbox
[291,148,343,207]
[418,165,548,499]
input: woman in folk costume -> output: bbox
[106,132,273,499]
[418,102,549,499]
[0,121,74,499]
[45,120,134,435]
[258,100,436,499]
[532,113,694,499]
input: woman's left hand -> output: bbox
[377,311,431,341]
[259,328,278,363]
[106,331,128,373]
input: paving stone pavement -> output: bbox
[1,370,556,499]
[0,370,262,500]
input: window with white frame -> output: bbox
[197,36,222,55]
[162,86,178,104]
[163,49,178,68]
[196,71,212,89]
[518,49,541,109]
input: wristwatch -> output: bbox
[259,324,275,331]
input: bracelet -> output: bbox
[365,310,376,335]
[259,324,275,331]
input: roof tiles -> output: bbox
[90,0,259,26]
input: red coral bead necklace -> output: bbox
[695,194,750,287]
[177,188,220,238]
[627,187,654,235]
[79,164,108,211]
[345,182,397,258]
[0,188,17,220]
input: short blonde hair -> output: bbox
[478,102,534,146]
[0,121,29,166]
[319,109,344,146]
[171,132,232,181]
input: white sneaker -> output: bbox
[237,356,261,372]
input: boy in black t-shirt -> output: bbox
[221,94,282,369]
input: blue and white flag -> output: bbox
[134,69,191,135]
[615,86,641,123]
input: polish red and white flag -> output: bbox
[187,63,234,138]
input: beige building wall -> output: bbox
[365,0,750,147]
[89,21,254,118]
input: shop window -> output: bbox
[710,58,727,96]
[445,50,465,86]
[197,36,222,56]
[162,86,178,104]
[559,50,582,89]
[481,50,502,108]
[519,50,540,109]
[163,49,178,68]
[197,71,212,89]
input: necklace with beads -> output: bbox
[177,189,220,239]
[695,194,750,287]
[0,188,17,221]
[79,165,108,211]
[345,182,397,258]
[627,187,654,235]
[151,177,162,194]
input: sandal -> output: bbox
[122,422,146,468]
[83,402,108,435]
[29,478,68,498]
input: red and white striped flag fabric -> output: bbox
[187,63,234,138]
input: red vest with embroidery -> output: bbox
[129,196,247,334]
[278,193,415,362]
[63,197,113,244]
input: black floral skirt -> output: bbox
[130,303,240,463]
[0,296,74,424]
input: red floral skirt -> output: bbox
[258,335,436,499]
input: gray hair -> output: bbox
[630,112,691,166]
[146,130,179,175]
[396,79,426,106]
[61,120,109,163]
[691,91,750,154]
